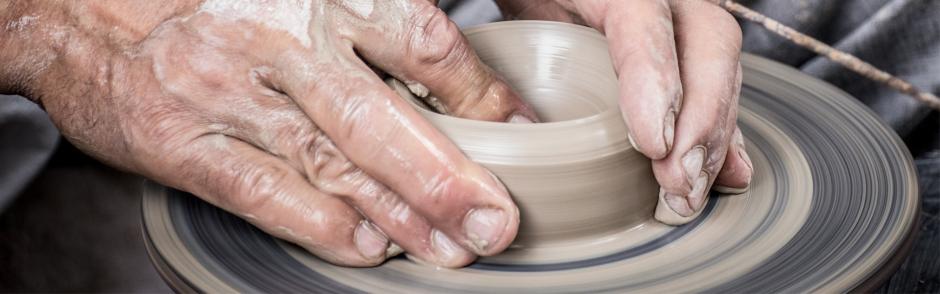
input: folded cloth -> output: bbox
[0,95,59,212]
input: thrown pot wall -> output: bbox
[389,21,659,246]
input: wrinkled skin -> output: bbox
[495,0,753,223]
[0,0,750,268]
[0,0,537,267]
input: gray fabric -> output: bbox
[738,0,940,145]
[440,0,502,28]
[0,95,58,212]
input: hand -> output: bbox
[1,0,538,267]
[495,0,753,224]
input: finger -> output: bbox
[172,28,477,267]
[714,125,753,194]
[273,52,520,257]
[151,134,389,267]
[574,0,682,159]
[341,0,538,123]
[651,1,743,225]
[228,96,476,267]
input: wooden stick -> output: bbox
[715,0,940,110]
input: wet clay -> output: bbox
[388,22,659,248]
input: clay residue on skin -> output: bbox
[341,0,375,19]
[303,210,327,228]
[404,81,453,113]
[387,201,413,225]
[423,96,450,114]
[275,225,314,242]
[632,62,679,123]
[3,14,65,83]
[5,15,38,31]
[682,146,705,183]
[647,14,674,65]
[198,0,314,47]
[201,133,233,150]
[406,81,429,97]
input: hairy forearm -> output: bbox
[0,0,200,100]
[0,1,45,95]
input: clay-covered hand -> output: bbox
[495,0,753,224]
[0,0,538,267]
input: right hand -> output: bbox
[2,0,537,267]
[495,0,753,224]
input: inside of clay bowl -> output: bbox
[388,21,659,248]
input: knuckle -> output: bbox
[268,118,317,152]
[452,78,497,116]
[319,88,378,146]
[708,7,743,49]
[720,23,743,50]
[226,162,290,213]
[675,2,742,52]
[406,4,463,66]
[335,94,373,142]
[423,171,472,208]
[328,91,403,160]
[298,130,389,205]
[149,32,233,96]
[302,133,362,193]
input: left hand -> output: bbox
[1,0,538,268]
[495,0,753,224]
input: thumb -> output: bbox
[343,0,539,123]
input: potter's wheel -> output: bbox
[141,22,919,292]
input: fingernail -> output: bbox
[713,129,753,194]
[485,169,510,196]
[713,149,753,195]
[464,208,507,253]
[734,128,746,148]
[714,184,749,194]
[627,132,640,151]
[664,191,694,217]
[687,172,709,211]
[386,242,404,258]
[507,114,533,124]
[655,188,695,225]
[738,148,753,171]
[663,110,676,151]
[431,229,462,261]
[682,146,706,183]
[355,221,389,260]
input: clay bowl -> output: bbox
[388,21,658,249]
